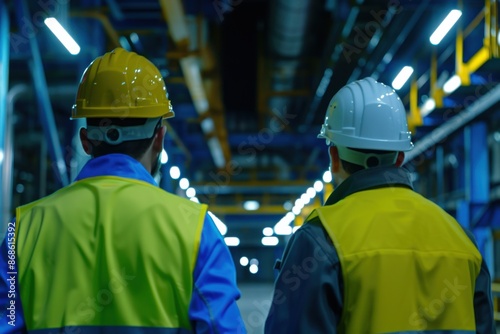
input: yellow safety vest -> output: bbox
[311,186,482,333]
[15,176,206,332]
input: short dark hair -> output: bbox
[86,118,160,159]
[340,147,397,175]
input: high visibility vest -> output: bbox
[311,187,482,333]
[16,176,207,332]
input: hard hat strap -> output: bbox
[336,146,398,169]
[86,117,161,145]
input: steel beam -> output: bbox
[0,0,9,231]
[404,83,500,164]
[15,0,69,186]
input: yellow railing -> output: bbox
[408,0,499,132]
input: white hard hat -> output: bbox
[318,77,413,152]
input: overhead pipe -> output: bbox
[0,0,10,231]
[71,11,121,47]
[302,0,364,131]
[404,83,500,164]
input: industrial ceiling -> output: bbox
[2,0,500,280]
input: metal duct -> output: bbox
[267,0,324,127]
[268,0,320,58]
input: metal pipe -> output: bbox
[404,83,500,164]
[0,0,9,232]
[15,0,69,186]
[71,11,121,47]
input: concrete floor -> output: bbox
[237,283,274,334]
[236,283,500,333]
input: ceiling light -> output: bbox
[224,237,240,246]
[263,227,273,236]
[274,224,292,236]
[249,264,259,274]
[306,187,316,199]
[430,10,462,45]
[200,118,215,133]
[443,74,461,94]
[44,18,80,55]
[169,166,181,179]
[240,257,249,266]
[186,187,196,198]
[243,200,259,211]
[207,211,227,235]
[179,177,189,190]
[292,226,301,233]
[420,98,436,117]
[249,258,259,266]
[392,66,414,90]
[314,180,324,192]
[283,201,293,211]
[300,193,311,205]
[292,206,301,215]
[322,170,332,183]
[294,198,304,208]
[285,212,296,221]
[160,149,169,164]
[189,197,199,203]
[261,236,279,246]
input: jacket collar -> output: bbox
[325,166,413,206]
[75,154,157,186]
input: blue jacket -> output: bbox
[0,154,246,333]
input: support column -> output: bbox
[15,0,69,186]
[457,122,492,271]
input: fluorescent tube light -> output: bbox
[44,18,80,55]
[169,166,181,179]
[392,66,414,90]
[430,10,462,45]
[443,75,462,94]
[160,149,168,164]
[240,257,249,266]
[179,178,189,190]
[262,227,273,236]
[420,98,436,117]
[261,236,279,246]
[186,187,196,198]
[322,170,332,183]
[224,237,240,246]
[313,180,324,192]
[243,200,260,211]
[249,264,258,274]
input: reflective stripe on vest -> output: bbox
[16,176,206,332]
[311,187,482,333]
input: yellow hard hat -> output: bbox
[72,48,174,119]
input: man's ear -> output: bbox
[329,146,341,172]
[79,128,92,155]
[152,125,166,153]
[395,151,405,167]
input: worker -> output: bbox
[265,77,494,333]
[0,48,246,333]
